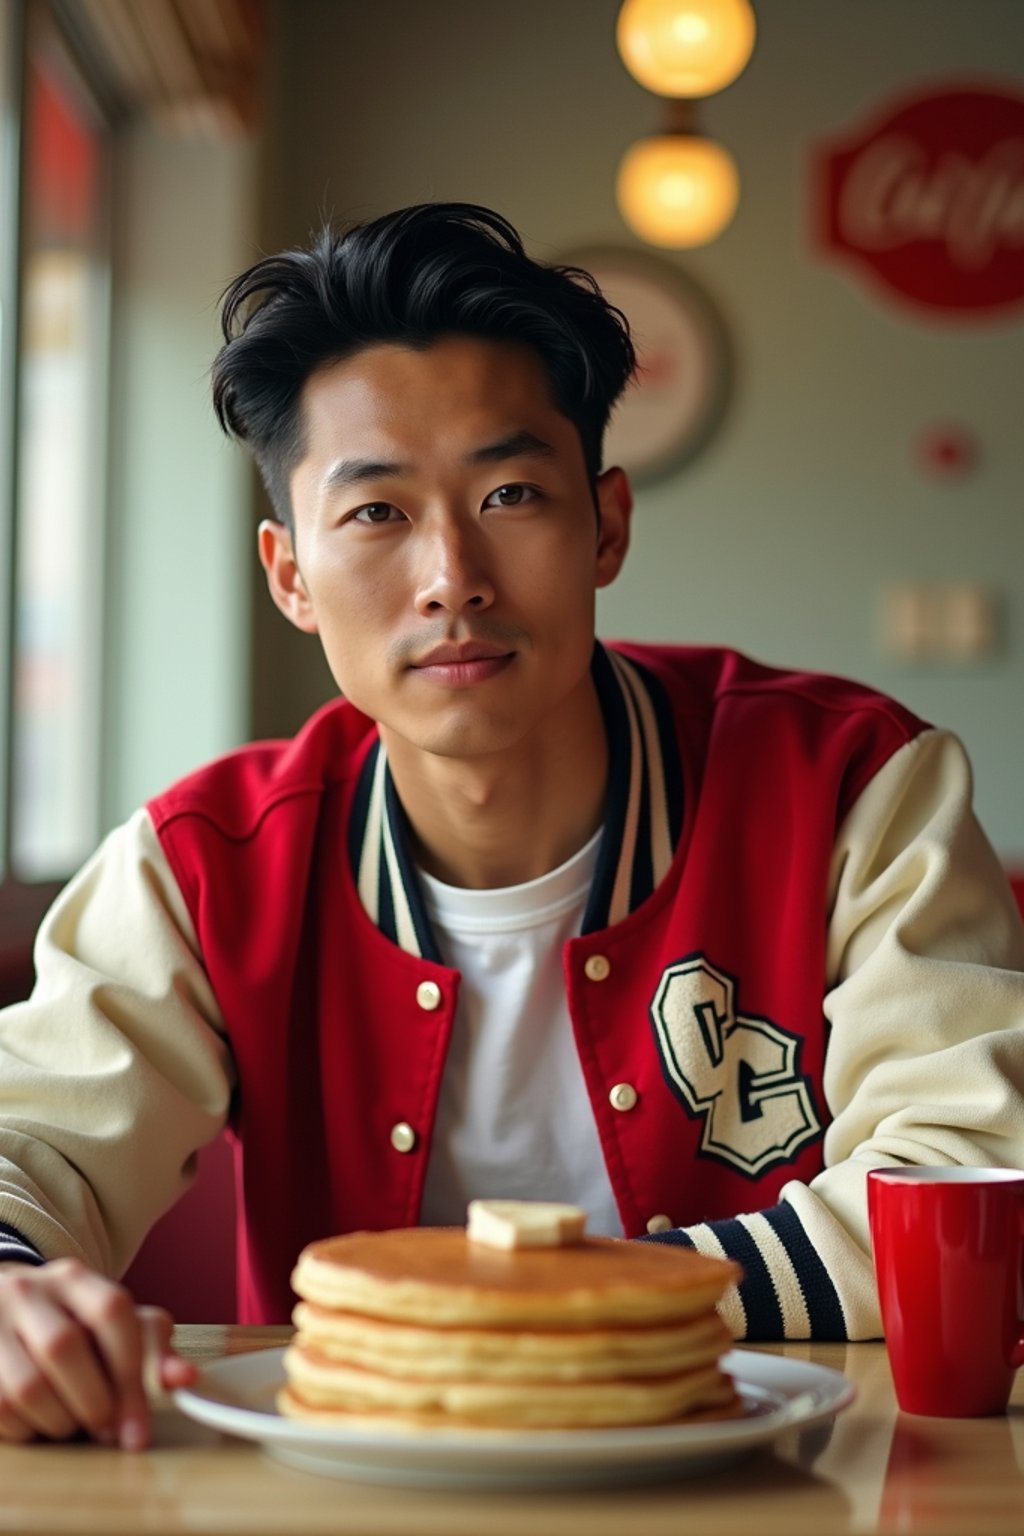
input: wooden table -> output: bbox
[1,1326,1022,1535]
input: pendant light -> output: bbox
[616,101,739,249]
[616,0,756,97]
[615,0,755,248]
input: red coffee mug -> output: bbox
[868,1166,1024,1417]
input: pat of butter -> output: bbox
[467,1199,587,1250]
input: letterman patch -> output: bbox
[650,954,821,1176]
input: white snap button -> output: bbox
[609,1082,638,1112]
[584,954,611,982]
[390,1122,417,1153]
[646,1213,673,1235]
[416,980,442,1011]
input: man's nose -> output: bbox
[412,516,495,617]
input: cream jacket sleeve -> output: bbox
[674,728,1024,1340]
[0,809,234,1278]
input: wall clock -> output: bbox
[566,247,732,484]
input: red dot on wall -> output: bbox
[916,424,978,478]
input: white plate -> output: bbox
[173,1348,854,1489]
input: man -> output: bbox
[1,203,1022,1448]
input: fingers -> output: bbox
[79,1298,194,1448]
[0,1320,82,1440]
[139,1307,199,1390]
[0,1260,183,1448]
[159,1352,199,1389]
[71,1272,151,1449]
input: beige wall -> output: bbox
[247,0,1024,856]
[103,124,256,826]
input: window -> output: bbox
[0,0,260,1000]
[9,0,111,879]
[0,0,112,998]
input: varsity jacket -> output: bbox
[1,643,1023,1337]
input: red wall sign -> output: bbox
[814,82,1024,318]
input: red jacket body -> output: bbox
[148,643,924,1325]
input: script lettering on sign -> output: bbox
[813,85,1024,316]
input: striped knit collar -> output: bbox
[347,642,684,962]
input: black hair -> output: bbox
[211,202,636,530]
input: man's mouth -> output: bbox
[409,641,516,687]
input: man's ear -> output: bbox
[594,466,632,589]
[257,520,319,634]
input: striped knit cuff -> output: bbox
[636,1201,847,1340]
[0,1221,45,1268]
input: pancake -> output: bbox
[290,1300,733,1380]
[276,1382,746,1434]
[279,1216,741,1432]
[279,1351,738,1429]
[290,1228,738,1327]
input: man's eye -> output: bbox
[351,502,402,525]
[484,484,538,508]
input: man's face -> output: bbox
[260,335,631,764]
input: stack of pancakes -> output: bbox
[279,1212,741,1432]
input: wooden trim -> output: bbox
[55,0,263,137]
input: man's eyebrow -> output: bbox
[322,457,409,494]
[321,431,556,496]
[465,430,556,465]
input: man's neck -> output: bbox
[380,678,608,890]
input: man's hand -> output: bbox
[0,1258,198,1448]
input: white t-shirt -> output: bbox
[417,829,624,1237]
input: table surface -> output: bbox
[0,1326,1021,1536]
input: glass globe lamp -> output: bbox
[616,130,739,247]
[616,0,756,98]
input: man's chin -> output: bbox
[380,713,527,764]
